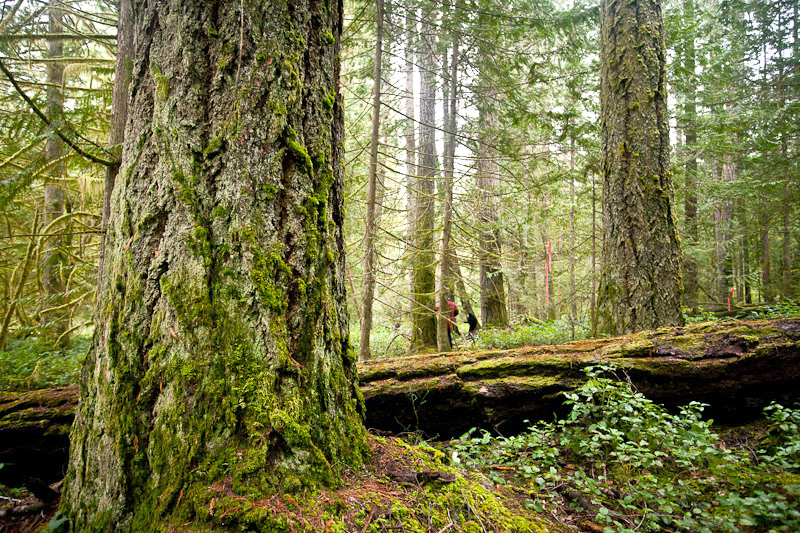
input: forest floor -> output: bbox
[0,421,790,533]
[2,309,799,531]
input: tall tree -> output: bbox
[681,0,699,310]
[409,9,437,351]
[40,0,69,345]
[598,0,683,334]
[436,33,458,352]
[63,1,367,529]
[476,69,508,327]
[98,0,133,288]
[359,0,385,361]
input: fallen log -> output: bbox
[0,386,76,488]
[359,318,800,438]
[1,319,799,488]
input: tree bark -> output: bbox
[359,0,385,362]
[682,0,699,310]
[41,0,69,346]
[436,37,458,353]
[62,2,367,530]
[410,15,437,352]
[598,0,683,334]
[98,0,133,290]
[476,98,508,327]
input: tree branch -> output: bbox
[0,58,118,167]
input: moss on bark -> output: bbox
[62,1,367,530]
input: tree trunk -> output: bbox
[598,0,683,334]
[716,158,735,304]
[62,2,367,530]
[98,0,133,289]
[358,0,385,362]
[476,102,508,327]
[682,0,699,310]
[410,15,437,352]
[404,10,416,315]
[568,131,577,329]
[436,38,458,352]
[41,0,69,346]
[451,253,477,325]
[762,218,773,302]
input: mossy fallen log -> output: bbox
[0,386,76,488]
[1,318,799,488]
[359,318,800,438]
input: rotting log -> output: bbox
[1,319,799,487]
[0,386,76,487]
[359,318,800,438]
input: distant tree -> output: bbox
[63,1,367,529]
[409,7,438,351]
[598,0,683,334]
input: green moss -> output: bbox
[150,62,170,100]
[322,89,335,111]
[203,134,224,157]
[287,139,313,174]
[322,30,335,45]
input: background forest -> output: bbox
[0,0,798,380]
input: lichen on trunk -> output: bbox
[598,0,683,335]
[62,1,367,530]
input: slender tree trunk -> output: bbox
[682,0,699,310]
[716,157,736,304]
[410,14,437,351]
[404,9,416,314]
[742,215,752,304]
[762,215,774,302]
[63,2,367,529]
[590,173,599,337]
[476,89,508,327]
[41,0,69,345]
[451,253,477,324]
[781,152,793,299]
[568,130,577,327]
[359,0,384,362]
[598,0,683,334]
[437,37,458,352]
[98,0,133,289]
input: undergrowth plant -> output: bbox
[0,334,91,390]
[446,366,800,532]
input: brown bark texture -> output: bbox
[41,0,69,345]
[598,0,683,334]
[410,19,437,351]
[61,1,367,530]
[358,0,384,362]
[97,0,133,288]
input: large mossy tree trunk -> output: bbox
[598,0,683,335]
[62,1,367,530]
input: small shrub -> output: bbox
[445,366,800,532]
[0,333,91,390]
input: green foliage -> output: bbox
[0,333,90,390]
[352,316,591,358]
[472,316,591,350]
[445,366,800,532]
[749,299,800,320]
